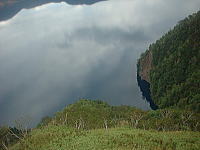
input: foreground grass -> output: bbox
[11,126,200,150]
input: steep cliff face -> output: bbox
[137,11,200,112]
[137,50,157,110]
[138,50,152,83]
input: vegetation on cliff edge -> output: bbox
[138,11,200,112]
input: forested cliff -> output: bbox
[137,11,200,112]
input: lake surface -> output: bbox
[0,0,199,126]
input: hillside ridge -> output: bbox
[1,99,199,150]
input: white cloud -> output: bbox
[0,0,199,126]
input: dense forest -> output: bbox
[138,11,200,112]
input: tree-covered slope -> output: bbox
[138,11,200,112]
[37,100,200,131]
[4,100,199,150]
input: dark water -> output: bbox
[0,0,106,21]
[0,0,199,126]
[137,74,158,110]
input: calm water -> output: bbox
[0,0,199,126]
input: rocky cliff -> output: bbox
[138,50,152,83]
[137,49,157,110]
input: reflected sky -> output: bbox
[0,0,199,126]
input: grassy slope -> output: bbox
[11,126,200,150]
